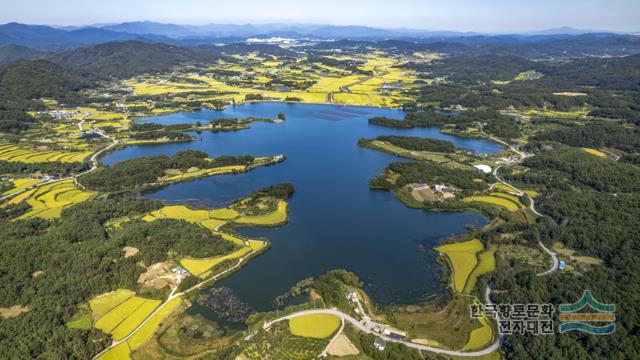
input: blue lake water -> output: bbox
[104,103,501,310]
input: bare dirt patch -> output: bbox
[553,242,603,266]
[122,246,140,258]
[0,305,29,319]
[137,261,180,289]
[411,187,437,202]
[412,338,445,347]
[326,332,359,357]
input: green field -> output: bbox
[140,201,277,278]
[288,314,341,339]
[1,178,43,197]
[235,200,288,226]
[89,289,136,318]
[463,193,525,212]
[582,147,607,158]
[65,305,92,330]
[126,297,182,349]
[436,239,484,293]
[391,296,483,350]
[463,316,494,351]
[96,297,183,360]
[463,248,496,294]
[94,297,159,337]
[180,246,254,278]
[493,183,518,193]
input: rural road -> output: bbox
[484,132,558,276]
[263,308,501,357]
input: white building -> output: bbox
[473,164,492,174]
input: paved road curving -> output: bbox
[485,133,558,276]
[263,308,501,357]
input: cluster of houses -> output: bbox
[412,183,457,200]
[39,110,89,120]
[344,288,410,352]
[346,288,363,317]
[371,325,407,352]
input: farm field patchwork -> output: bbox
[122,53,418,109]
[0,143,91,163]
[1,178,43,197]
[89,289,136,319]
[93,294,163,340]
[141,200,284,278]
[3,179,97,219]
[97,298,182,360]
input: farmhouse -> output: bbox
[380,81,401,89]
[383,328,407,340]
[434,184,455,193]
[171,267,189,280]
[412,183,429,190]
[373,337,386,351]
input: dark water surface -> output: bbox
[104,103,501,310]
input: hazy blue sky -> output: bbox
[2,0,639,32]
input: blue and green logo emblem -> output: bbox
[559,290,615,335]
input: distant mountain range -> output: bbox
[0,21,636,52]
